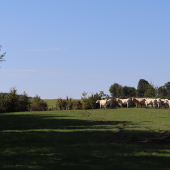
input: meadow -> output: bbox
[0,108,170,170]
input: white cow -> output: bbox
[132,98,146,108]
[116,98,131,108]
[106,99,113,107]
[145,98,157,108]
[156,98,161,108]
[96,99,111,109]
[167,100,170,108]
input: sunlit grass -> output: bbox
[0,108,170,169]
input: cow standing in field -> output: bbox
[106,99,113,107]
[161,99,169,108]
[96,99,112,109]
[132,98,146,108]
[116,98,131,108]
[145,98,157,108]
[156,98,161,109]
[167,100,170,108]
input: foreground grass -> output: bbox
[0,108,170,169]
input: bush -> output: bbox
[18,91,31,111]
[73,101,82,110]
[66,97,74,110]
[30,95,48,111]
[56,98,67,110]
[0,95,9,113]
[88,94,101,109]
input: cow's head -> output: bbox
[96,100,100,103]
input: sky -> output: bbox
[0,0,170,99]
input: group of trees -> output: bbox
[109,79,170,99]
[0,88,48,113]
[55,92,101,110]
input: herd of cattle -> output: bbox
[96,98,170,109]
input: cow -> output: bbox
[116,98,131,108]
[145,98,157,108]
[156,98,161,109]
[96,99,111,109]
[161,99,169,108]
[167,100,170,108]
[106,99,113,107]
[132,98,146,108]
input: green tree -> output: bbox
[127,87,137,97]
[81,92,91,110]
[157,86,167,98]
[0,45,6,67]
[157,82,170,98]
[109,83,120,97]
[164,82,170,97]
[121,86,129,96]
[144,84,156,98]
[137,79,149,97]
[121,86,136,97]
[8,87,19,112]
[30,95,48,111]
[116,85,123,97]
[88,93,101,109]
[99,91,106,99]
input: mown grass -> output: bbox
[0,108,170,170]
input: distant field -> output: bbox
[30,99,82,108]
[1,108,170,169]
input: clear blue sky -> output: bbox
[1,0,170,99]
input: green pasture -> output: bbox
[1,108,170,169]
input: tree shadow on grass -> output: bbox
[0,114,170,170]
[0,114,132,131]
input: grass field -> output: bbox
[1,108,170,169]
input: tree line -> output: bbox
[0,87,48,113]
[109,79,170,99]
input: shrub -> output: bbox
[88,94,101,109]
[56,98,67,110]
[82,99,91,110]
[18,91,31,111]
[66,97,73,110]
[0,93,9,113]
[73,101,82,110]
[30,95,48,111]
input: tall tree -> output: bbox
[137,79,149,97]
[122,86,136,97]
[164,82,170,97]
[157,86,167,97]
[0,45,6,67]
[144,84,156,98]
[109,83,120,97]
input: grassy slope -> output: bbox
[0,108,170,169]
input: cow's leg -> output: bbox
[158,103,160,109]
